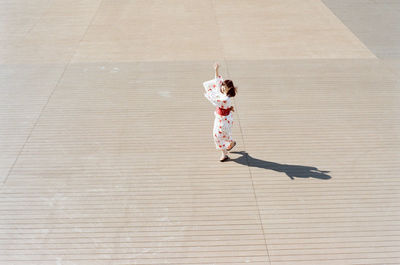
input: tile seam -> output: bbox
[223,50,272,265]
[211,1,272,262]
[2,0,105,185]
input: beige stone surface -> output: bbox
[0,63,66,183]
[322,0,400,59]
[71,0,375,63]
[1,0,101,63]
[214,0,376,59]
[71,0,225,62]
[1,0,400,264]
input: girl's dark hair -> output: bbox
[223,79,237,97]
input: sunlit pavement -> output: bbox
[1,1,400,264]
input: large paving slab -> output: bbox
[0,62,270,264]
[0,0,101,63]
[71,0,225,62]
[322,0,400,59]
[227,59,400,264]
[214,0,375,60]
[1,59,399,264]
[72,0,375,62]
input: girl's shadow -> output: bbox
[229,151,331,180]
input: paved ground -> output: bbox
[1,0,400,264]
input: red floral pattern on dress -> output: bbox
[203,74,235,150]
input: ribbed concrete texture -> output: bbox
[1,0,400,264]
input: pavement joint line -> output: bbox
[211,1,272,261]
[2,0,104,186]
[223,60,272,264]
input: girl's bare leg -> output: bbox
[220,149,228,160]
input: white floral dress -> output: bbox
[203,75,234,150]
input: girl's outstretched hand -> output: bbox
[230,106,235,112]
[214,62,219,70]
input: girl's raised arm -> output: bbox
[214,62,219,79]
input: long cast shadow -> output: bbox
[229,151,331,180]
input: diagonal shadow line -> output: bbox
[229,151,331,180]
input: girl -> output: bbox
[203,63,237,162]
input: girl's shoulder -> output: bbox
[219,94,231,103]
[220,93,230,99]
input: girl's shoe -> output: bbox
[220,155,229,162]
[227,141,236,151]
